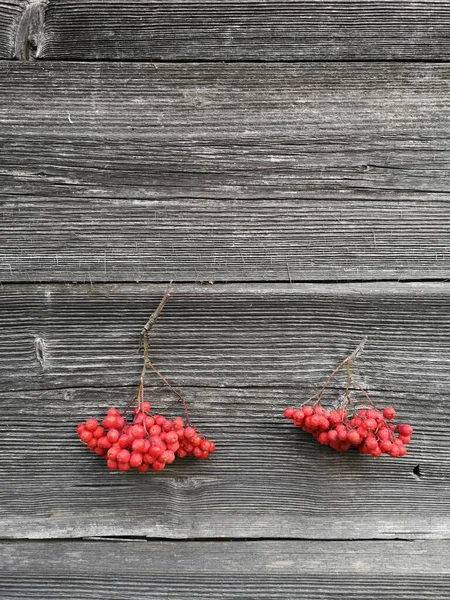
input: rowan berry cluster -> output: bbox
[284,337,413,457]
[77,401,215,472]
[76,284,216,472]
[284,404,413,457]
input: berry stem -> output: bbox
[307,336,368,405]
[136,282,193,425]
[146,361,192,426]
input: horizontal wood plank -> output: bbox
[0,383,447,539]
[2,197,450,283]
[2,282,450,393]
[1,540,449,599]
[2,62,450,201]
[3,1,450,61]
[2,62,450,283]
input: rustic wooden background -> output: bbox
[1,1,450,598]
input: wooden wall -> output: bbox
[1,2,450,598]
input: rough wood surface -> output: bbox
[3,196,450,283]
[2,1,450,61]
[1,62,450,201]
[1,540,449,599]
[2,282,449,393]
[2,62,450,283]
[0,379,446,539]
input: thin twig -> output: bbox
[146,361,192,425]
[307,336,368,404]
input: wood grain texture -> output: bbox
[2,282,450,393]
[3,0,450,61]
[1,62,450,201]
[2,196,450,283]
[0,383,447,539]
[2,62,450,283]
[0,0,21,58]
[1,540,449,599]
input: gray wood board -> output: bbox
[2,62,450,283]
[2,1,450,61]
[1,62,450,202]
[2,196,450,283]
[2,282,450,393]
[0,382,446,539]
[1,540,449,599]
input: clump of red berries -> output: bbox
[77,401,216,472]
[284,337,414,457]
[284,403,413,457]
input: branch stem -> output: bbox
[307,336,368,405]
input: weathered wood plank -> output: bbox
[1,540,449,599]
[3,1,450,61]
[2,197,450,283]
[1,62,450,202]
[2,282,449,393]
[0,0,21,59]
[0,383,446,539]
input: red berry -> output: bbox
[152,461,165,471]
[98,436,112,450]
[184,427,196,440]
[317,432,329,445]
[365,436,378,451]
[137,463,150,472]
[383,407,396,420]
[102,415,117,429]
[107,445,120,460]
[177,448,187,458]
[130,425,145,439]
[337,429,348,441]
[155,415,166,427]
[199,439,211,452]
[118,462,131,471]
[118,434,131,449]
[379,440,393,453]
[80,430,93,444]
[347,430,361,446]
[172,417,184,430]
[284,407,295,419]
[115,416,125,429]
[144,416,155,429]
[117,449,131,464]
[302,406,313,417]
[107,459,118,470]
[327,430,338,442]
[150,445,164,458]
[130,452,143,467]
[93,426,105,439]
[160,450,176,464]
[149,425,162,437]
[87,438,98,450]
[165,431,179,445]
[132,438,146,453]
[76,423,85,435]
[389,444,401,457]
[362,418,377,431]
[377,428,390,441]
[397,424,413,436]
[85,418,98,432]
